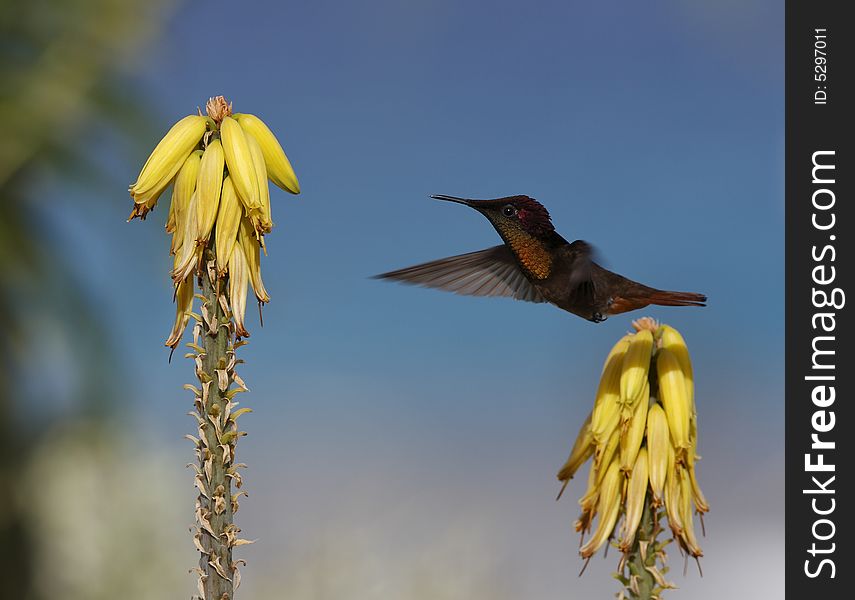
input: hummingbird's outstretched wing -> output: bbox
[375,245,547,303]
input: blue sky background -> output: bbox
[43,1,783,597]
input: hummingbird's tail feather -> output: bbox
[645,290,707,307]
[607,289,706,315]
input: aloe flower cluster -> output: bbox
[129,95,299,346]
[128,96,299,600]
[557,317,708,599]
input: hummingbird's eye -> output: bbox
[502,205,517,217]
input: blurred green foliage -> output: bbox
[0,1,171,597]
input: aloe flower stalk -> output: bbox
[556,317,708,599]
[128,95,300,599]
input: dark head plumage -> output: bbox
[430,194,555,237]
[502,195,554,236]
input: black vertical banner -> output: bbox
[786,1,853,597]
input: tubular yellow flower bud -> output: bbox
[662,324,698,445]
[239,217,270,303]
[688,408,698,460]
[657,348,691,455]
[591,345,626,443]
[196,139,225,243]
[620,329,653,404]
[686,415,709,513]
[659,325,695,404]
[234,113,300,194]
[664,463,684,538]
[166,194,176,234]
[128,175,173,220]
[228,243,250,338]
[603,334,632,373]
[619,447,649,552]
[646,402,669,504]
[215,176,242,276]
[557,411,595,490]
[220,116,260,211]
[244,131,273,234]
[172,192,201,284]
[576,461,600,534]
[679,465,704,557]
[165,275,194,349]
[594,427,620,485]
[168,150,203,253]
[619,381,649,472]
[579,459,623,558]
[689,461,710,514]
[130,115,207,199]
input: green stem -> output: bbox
[624,495,658,600]
[197,251,236,600]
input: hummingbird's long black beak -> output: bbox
[430,194,475,207]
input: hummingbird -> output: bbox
[376,195,706,322]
